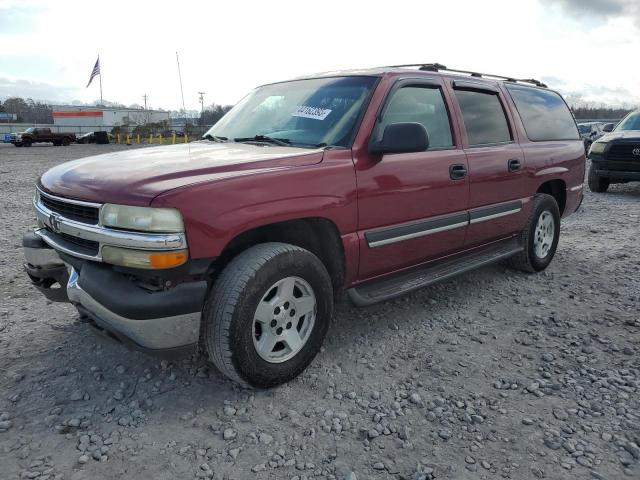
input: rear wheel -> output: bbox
[62,138,70,146]
[509,194,560,273]
[588,164,610,193]
[203,242,333,388]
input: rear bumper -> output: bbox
[23,231,207,353]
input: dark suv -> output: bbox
[588,110,640,192]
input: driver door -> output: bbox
[354,79,469,279]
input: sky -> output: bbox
[0,0,639,110]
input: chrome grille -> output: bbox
[40,193,99,224]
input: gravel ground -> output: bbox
[0,143,639,480]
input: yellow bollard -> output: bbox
[126,135,130,145]
[184,134,188,144]
[116,134,120,145]
[172,133,176,145]
[159,134,163,145]
[136,134,140,145]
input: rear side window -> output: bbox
[380,86,453,149]
[454,89,512,146]
[506,85,579,141]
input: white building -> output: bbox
[52,105,170,132]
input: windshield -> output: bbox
[616,111,640,131]
[205,76,378,148]
[578,125,591,134]
[24,127,35,133]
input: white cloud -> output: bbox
[0,0,638,108]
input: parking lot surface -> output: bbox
[1,143,639,480]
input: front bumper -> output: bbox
[593,168,640,181]
[23,232,207,353]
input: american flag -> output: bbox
[86,57,100,88]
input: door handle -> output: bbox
[508,159,522,171]
[449,164,467,180]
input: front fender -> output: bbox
[151,150,358,259]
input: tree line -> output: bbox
[570,106,632,120]
[0,97,232,126]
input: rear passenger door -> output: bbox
[449,81,526,248]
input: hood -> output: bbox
[599,129,640,143]
[39,141,325,205]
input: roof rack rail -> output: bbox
[386,63,548,88]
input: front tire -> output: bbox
[588,165,610,193]
[509,194,560,273]
[203,242,333,388]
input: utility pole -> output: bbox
[198,92,206,125]
[142,94,149,124]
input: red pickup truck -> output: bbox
[23,64,584,387]
[13,127,76,147]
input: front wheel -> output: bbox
[203,242,333,388]
[588,165,610,193]
[509,194,560,273]
[23,139,32,147]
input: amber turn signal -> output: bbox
[149,250,189,269]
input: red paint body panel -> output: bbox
[38,69,585,290]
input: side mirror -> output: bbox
[369,122,429,155]
[602,123,614,132]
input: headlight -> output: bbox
[100,204,184,232]
[589,142,606,155]
[102,246,188,269]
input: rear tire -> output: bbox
[202,242,333,388]
[509,193,560,273]
[62,138,70,146]
[588,165,609,193]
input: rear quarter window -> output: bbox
[506,85,579,141]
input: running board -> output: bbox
[347,238,523,306]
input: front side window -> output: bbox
[205,76,378,148]
[616,111,640,131]
[454,89,512,146]
[379,85,454,148]
[506,84,579,141]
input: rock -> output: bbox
[0,420,13,431]
[223,428,237,441]
[542,353,555,362]
[553,409,568,420]
[70,390,83,401]
[78,455,89,464]
[258,432,273,444]
[409,393,422,404]
[438,429,451,440]
[465,456,476,464]
[372,462,385,470]
[251,463,266,473]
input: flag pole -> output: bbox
[98,55,103,106]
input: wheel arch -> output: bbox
[536,179,567,215]
[213,217,346,295]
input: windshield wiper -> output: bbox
[202,134,228,142]
[234,135,290,146]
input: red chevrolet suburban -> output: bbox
[23,64,585,387]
